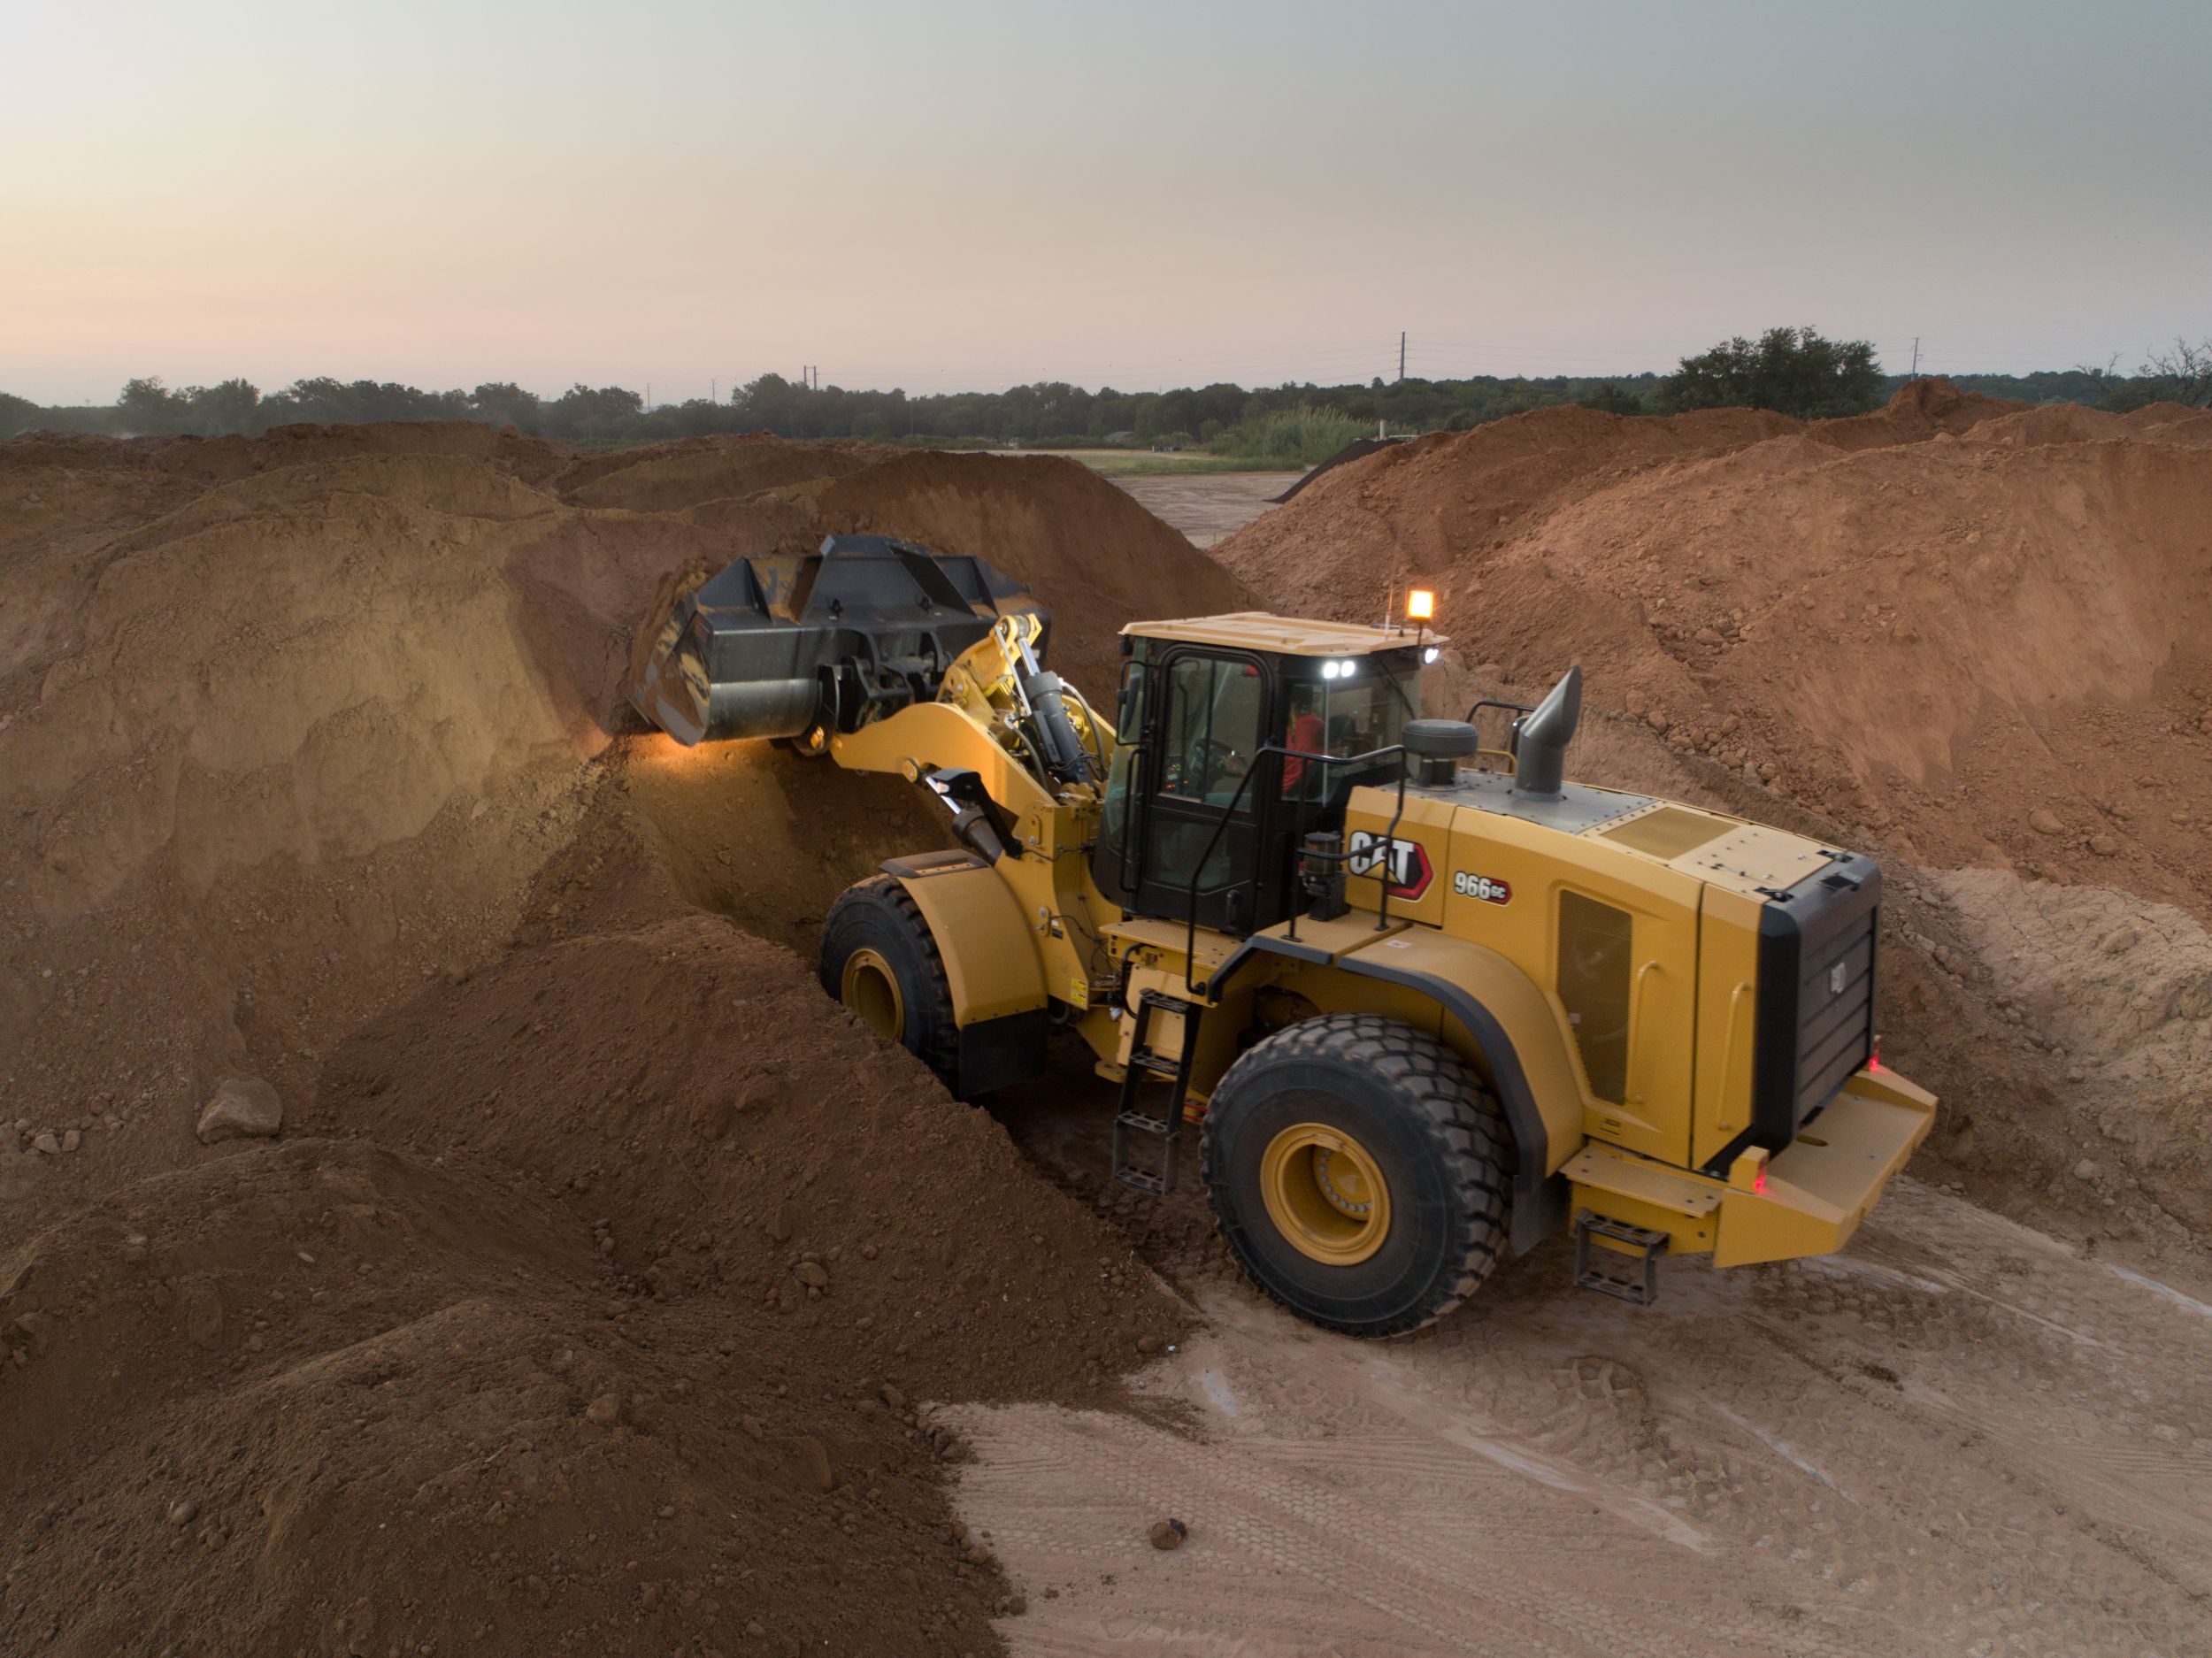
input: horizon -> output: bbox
[5,1,2208,407]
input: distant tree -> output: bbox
[2139,337,2212,408]
[541,382,644,440]
[118,376,189,434]
[470,381,542,430]
[0,391,39,438]
[1661,326,1883,418]
[181,378,261,435]
[1579,381,1647,416]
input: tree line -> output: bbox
[4,330,2204,448]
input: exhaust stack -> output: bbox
[1511,665,1582,800]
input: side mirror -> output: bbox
[1115,660,1147,741]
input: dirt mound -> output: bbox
[0,419,1223,1652]
[1267,434,1407,503]
[1218,383,2212,1229]
[561,431,891,510]
[1,925,1178,1654]
[1,425,1247,1234]
[0,418,572,488]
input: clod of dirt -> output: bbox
[195,1076,283,1144]
[796,1434,834,1493]
[1149,1517,1188,1551]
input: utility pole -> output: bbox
[711,378,718,404]
[1910,338,1921,377]
[1398,332,1406,382]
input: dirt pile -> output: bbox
[1,426,1250,1231]
[0,419,1238,1654]
[1,918,1179,1656]
[1217,383,2212,1231]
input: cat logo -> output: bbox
[1346,832,1433,901]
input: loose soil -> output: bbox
[0,423,1229,1655]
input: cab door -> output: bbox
[1133,649,1271,935]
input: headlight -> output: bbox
[1422,646,1440,664]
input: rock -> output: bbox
[2098,925,2139,956]
[30,1131,59,1156]
[166,1499,199,1527]
[2087,833,2120,857]
[2027,809,2064,837]
[794,1261,830,1290]
[2073,1159,2101,1184]
[196,1076,282,1144]
[1644,709,1669,732]
[1719,714,1741,735]
[584,1392,623,1425]
[795,1434,833,1493]
[1148,1517,1187,1551]
[1136,1333,1162,1355]
[746,1622,766,1639]
[59,1129,81,1154]
[741,1415,765,1441]
[879,1382,906,1411]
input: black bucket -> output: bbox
[629,533,1048,747]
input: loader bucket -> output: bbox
[628,533,1049,746]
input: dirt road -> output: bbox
[950,1175,2212,1655]
[1108,472,1302,548]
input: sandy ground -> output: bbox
[958,1055,2212,1658]
[1108,472,1302,548]
[949,1173,2212,1656]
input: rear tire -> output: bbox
[818,876,959,1088]
[1202,1013,1509,1337]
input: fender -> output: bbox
[1213,927,1588,1255]
[881,851,1048,1095]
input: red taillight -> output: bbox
[1754,1164,1768,1194]
[1870,1034,1883,1073]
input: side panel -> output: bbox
[891,863,1049,1025]
[1429,808,1703,1167]
[1692,885,1764,1171]
[1340,792,1454,927]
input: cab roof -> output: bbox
[1121,611,1444,658]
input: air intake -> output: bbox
[1512,665,1582,800]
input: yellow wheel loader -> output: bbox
[633,535,1935,1335]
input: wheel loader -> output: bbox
[631,534,1936,1335]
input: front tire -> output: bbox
[1202,1013,1509,1337]
[818,876,959,1088]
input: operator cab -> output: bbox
[1094,612,1440,935]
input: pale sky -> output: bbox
[4,0,2208,405]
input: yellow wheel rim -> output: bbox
[1259,1123,1392,1266]
[841,948,903,1041]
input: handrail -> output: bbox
[1175,741,1409,994]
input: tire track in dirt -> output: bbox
[953,1178,2212,1656]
